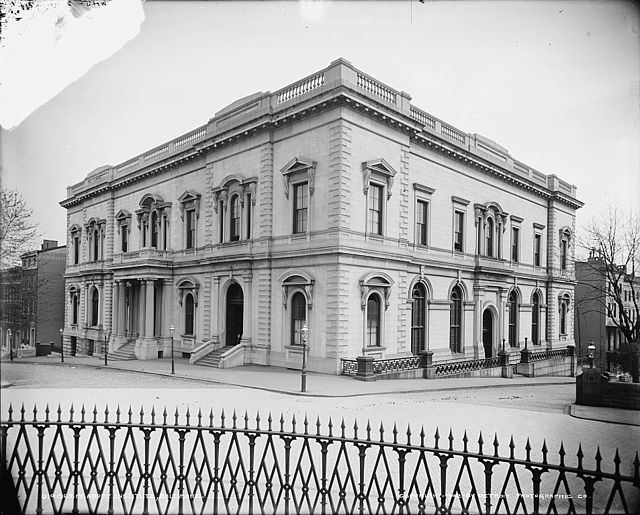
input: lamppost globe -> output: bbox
[587,341,596,368]
[170,325,175,336]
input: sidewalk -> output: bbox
[5,354,638,426]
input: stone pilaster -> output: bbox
[398,146,410,244]
[396,271,408,352]
[259,142,274,238]
[327,119,352,230]
[325,264,350,359]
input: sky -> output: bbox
[1,0,639,248]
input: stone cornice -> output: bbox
[60,62,583,212]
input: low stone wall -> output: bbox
[576,368,640,410]
[516,355,574,377]
[602,381,640,410]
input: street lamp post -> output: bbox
[104,329,110,366]
[300,324,309,393]
[170,325,175,375]
[587,341,596,369]
[8,329,12,362]
[59,328,64,363]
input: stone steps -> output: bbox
[108,343,136,361]
[194,346,234,368]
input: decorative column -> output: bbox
[211,275,220,346]
[161,279,173,349]
[241,273,252,346]
[144,280,155,339]
[473,287,482,359]
[111,281,119,348]
[135,279,157,360]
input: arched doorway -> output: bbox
[482,308,494,358]
[226,283,244,346]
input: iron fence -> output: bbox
[1,403,638,514]
[434,357,502,378]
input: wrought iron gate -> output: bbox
[1,403,638,514]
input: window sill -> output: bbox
[367,234,384,241]
[364,346,386,353]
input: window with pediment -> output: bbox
[559,227,572,271]
[137,194,171,250]
[70,225,82,264]
[115,210,132,253]
[281,157,316,235]
[178,191,201,250]
[360,273,393,350]
[213,177,257,243]
[362,159,397,237]
[84,218,106,262]
[474,202,508,258]
[69,286,80,325]
[177,278,199,336]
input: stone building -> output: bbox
[1,240,66,356]
[60,58,582,373]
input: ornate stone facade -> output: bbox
[61,58,582,374]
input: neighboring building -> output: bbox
[0,240,66,356]
[575,251,639,367]
[0,267,23,354]
[60,58,582,374]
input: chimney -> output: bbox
[41,239,58,250]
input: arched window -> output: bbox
[151,211,159,248]
[290,292,306,346]
[559,294,570,336]
[72,293,79,325]
[531,291,540,345]
[366,294,381,347]
[230,196,240,241]
[411,283,426,354]
[185,293,195,335]
[508,290,518,347]
[486,218,494,257]
[449,286,462,353]
[91,288,99,326]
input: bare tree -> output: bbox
[0,187,39,269]
[578,205,639,380]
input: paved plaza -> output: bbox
[1,358,638,513]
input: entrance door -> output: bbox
[482,309,493,358]
[226,283,244,346]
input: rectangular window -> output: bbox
[368,184,383,235]
[453,211,464,252]
[293,182,308,234]
[511,227,520,262]
[73,236,79,264]
[219,202,224,243]
[246,194,252,239]
[163,218,168,250]
[416,200,428,246]
[534,234,541,267]
[121,227,128,253]
[561,239,568,270]
[186,210,196,249]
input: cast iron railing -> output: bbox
[527,348,570,362]
[1,404,638,514]
[434,357,502,377]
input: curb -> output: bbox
[4,359,575,398]
[568,404,640,427]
